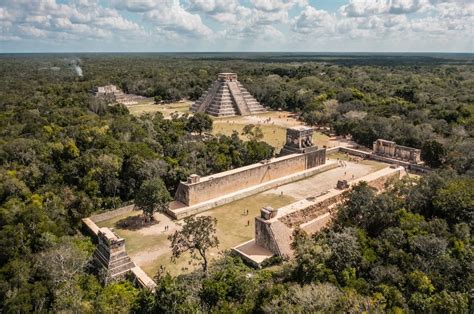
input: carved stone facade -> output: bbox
[92,85,145,105]
[280,126,316,155]
[373,139,421,164]
[191,73,266,116]
[93,227,135,284]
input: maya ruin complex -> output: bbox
[191,73,266,116]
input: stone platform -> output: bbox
[168,161,338,219]
[232,166,407,267]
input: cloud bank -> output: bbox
[0,0,472,52]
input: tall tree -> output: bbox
[168,216,219,275]
[185,112,213,135]
[134,178,171,222]
[421,140,446,168]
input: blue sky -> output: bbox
[0,0,473,53]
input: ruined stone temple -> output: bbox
[92,85,145,105]
[191,73,266,116]
[280,126,316,155]
[93,227,135,283]
[373,139,421,164]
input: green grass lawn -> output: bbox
[212,121,330,151]
[97,192,295,277]
[327,151,388,171]
[128,101,191,116]
[212,122,287,150]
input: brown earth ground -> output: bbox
[126,100,191,116]
[127,101,330,150]
[96,152,388,278]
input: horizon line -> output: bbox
[0,51,473,55]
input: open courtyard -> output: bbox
[96,151,388,277]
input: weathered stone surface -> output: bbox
[280,126,316,155]
[373,139,421,164]
[249,166,406,261]
[174,148,326,206]
[191,73,266,116]
[93,227,135,284]
[92,84,145,105]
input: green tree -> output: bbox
[433,178,474,227]
[185,112,213,135]
[134,178,171,222]
[421,140,446,168]
[242,124,264,141]
[168,216,219,275]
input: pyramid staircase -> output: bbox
[191,73,266,117]
[93,227,135,284]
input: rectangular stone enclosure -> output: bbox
[174,148,326,206]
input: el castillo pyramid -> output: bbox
[191,73,266,117]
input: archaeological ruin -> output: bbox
[93,227,135,283]
[92,84,145,105]
[373,139,421,164]
[169,126,331,219]
[233,165,407,267]
[191,73,266,116]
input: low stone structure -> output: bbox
[280,126,315,155]
[92,85,145,105]
[174,127,326,207]
[83,218,157,289]
[191,73,266,116]
[93,227,135,284]
[373,139,421,164]
[233,166,407,266]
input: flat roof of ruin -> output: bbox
[288,126,314,131]
[99,227,120,240]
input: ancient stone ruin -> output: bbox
[92,85,145,105]
[373,139,421,164]
[170,127,328,219]
[191,73,266,116]
[280,126,316,155]
[93,227,135,284]
[233,166,407,267]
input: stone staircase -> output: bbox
[205,85,239,116]
[93,228,135,283]
[268,220,294,258]
[190,73,266,117]
[228,81,251,115]
[192,81,221,113]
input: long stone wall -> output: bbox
[174,148,326,206]
[250,166,406,261]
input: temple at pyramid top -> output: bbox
[191,73,266,117]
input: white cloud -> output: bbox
[292,6,335,34]
[144,2,213,37]
[251,0,307,12]
[340,0,428,17]
[0,0,142,42]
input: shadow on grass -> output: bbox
[115,215,159,231]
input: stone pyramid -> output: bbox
[93,227,135,284]
[191,73,266,117]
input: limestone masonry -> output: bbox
[93,227,135,284]
[174,127,326,206]
[92,84,145,105]
[373,139,421,164]
[191,73,266,116]
[233,166,407,266]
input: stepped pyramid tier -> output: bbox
[93,227,135,284]
[191,73,266,117]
